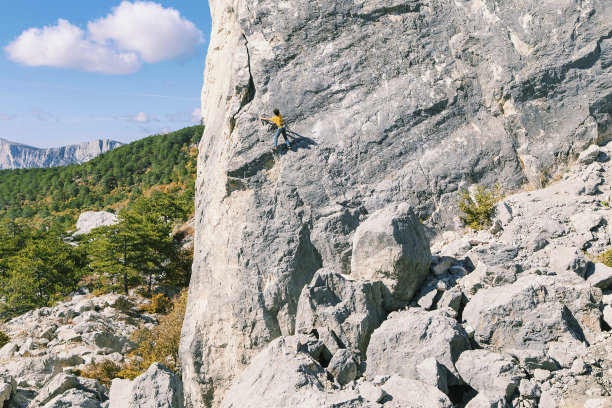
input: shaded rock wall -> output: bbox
[181,0,612,406]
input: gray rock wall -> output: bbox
[181,0,612,406]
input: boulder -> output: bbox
[462,274,602,351]
[379,376,453,408]
[365,309,471,385]
[109,363,184,408]
[0,375,16,407]
[358,381,385,403]
[459,263,517,297]
[417,357,449,395]
[465,391,506,408]
[603,305,612,328]
[0,355,62,387]
[31,374,80,406]
[327,349,357,386]
[218,336,375,408]
[42,388,101,408]
[74,211,118,235]
[456,349,525,400]
[351,203,431,309]
[548,246,588,278]
[577,145,602,165]
[82,331,137,354]
[295,269,386,357]
[586,263,612,289]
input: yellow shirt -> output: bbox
[270,115,284,128]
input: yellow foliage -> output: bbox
[457,183,502,230]
[119,289,188,379]
[0,331,10,348]
[138,294,171,314]
[75,360,123,385]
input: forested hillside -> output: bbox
[0,126,203,319]
[0,125,203,225]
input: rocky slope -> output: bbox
[0,138,122,169]
[196,138,612,407]
[0,293,183,408]
[180,0,612,406]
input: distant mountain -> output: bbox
[0,138,124,170]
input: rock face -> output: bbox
[0,138,122,170]
[182,0,612,406]
[74,211,119,235]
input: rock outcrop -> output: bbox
[0,138,122,170]
[182,0,612,406]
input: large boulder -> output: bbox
[219,336,376,408]
[74,211,118,235]
[0,356,62,388]
[365,308,471,385]
[351,203,431,309]
[456,349,525,401]
[462,274,602,351]
[295,269,386,357]
[108,363,184,408]
[0,375,16,407]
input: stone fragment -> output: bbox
[549,246,587,277]
[577,145,602,165]
[495,202,513,225]
[358,381,385,403]
[603,305,612,328]
[465,391,506,408]
[365,309,470,386]
[586,263,612,289]
[459,263,516,297]
[42,389,100,408]
[31,374,80,406]
[533,369,551,382]
[0,375,16,407]
[0,355,62,387]
[437,288,463,317]
[456,349,524,400]
[505,349,558,373]
[351,203,431,309]
[570,357,587,375]
[328,349,357,386]
[547,339,588,368]
[109,362,184,408]
[462,274,601,351]
[379,376,452,408]
[0,343,18,359]
[518,379,541,399]
[432,257,454,276]
[416,286,439,310]
[416,357,448,395]
[295,269,386,357]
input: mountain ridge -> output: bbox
[0,137,124,170]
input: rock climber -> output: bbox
[260,109,291,150]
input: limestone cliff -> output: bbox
[180,0,612,406]
[0,138,123,169]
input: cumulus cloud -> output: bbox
[89,1,204,63]
[4,1,203,74]
[4,19,141,74]
[127,112,154,123]
[190,108,202,124]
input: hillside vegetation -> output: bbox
[0,126,203,319]
[0,125,203,225]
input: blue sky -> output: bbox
[0,1,211,147]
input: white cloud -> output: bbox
[31,109,55,122]
[89,1,204,63]
[127,111,154,123]
[4,2,204,74]
[4,19,141,74]
[0,113,16,120]
[190,108,202,124]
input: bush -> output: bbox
[138,294,171,314]
[119,289,188,379]
[0,331,10,348]
[598,247,612,267]
[457,183,501,230]
[76,360,123,385]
